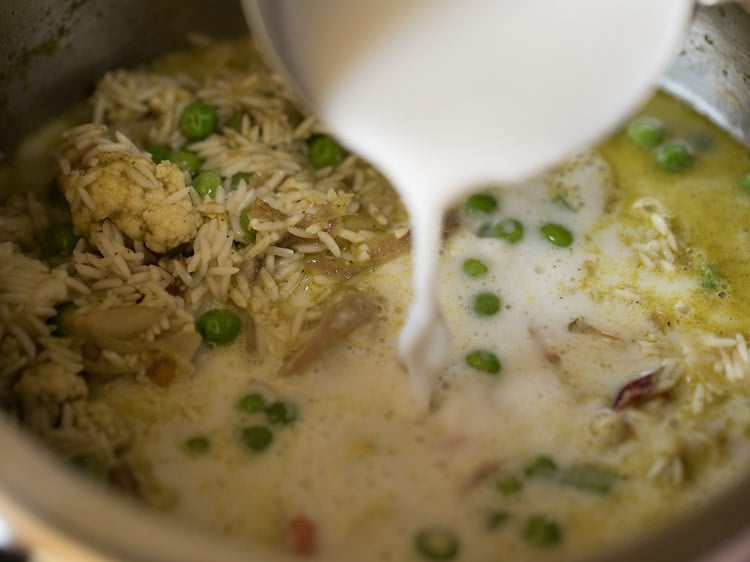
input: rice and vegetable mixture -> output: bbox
[0,37,407,475]
[5,35,750,562]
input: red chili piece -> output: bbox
[612,372,658,410]
[288,516,318,557]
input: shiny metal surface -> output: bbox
[1,2,750,561]
[0,0,246,154]
[663,3,750,147]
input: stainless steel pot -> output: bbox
[1,2,750,561]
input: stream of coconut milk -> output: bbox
[246,0,693,410]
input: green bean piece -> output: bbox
[147,145,171,164]
[168,150,202,176]
[540,223,573,247]
[702,264,718,291]
[465,193,498,215]
[308,134,345,169]
[523,515,562,547]
[192,171,222,198]
[231,172,253,188]
[626,116,666,149]
[239,207,258,243]
[655,141,693,172]
[560,464,617,495]
[242,425,273,452]
[414,528,460,561]
[51,302,79,337]
[184,436,211,455]
[524,455,558,479]
[472,292,501,316]
[180,102,218,140]
[486,511,510,531]
[196,309,241,345]
[496,476,523,497]
[45,223,78,256]
[238,392,266,413]
[462,258,489,278]
[465,350,501,375]
[488,218,524,243]
[740,172,750,194]
[265,401,298,425]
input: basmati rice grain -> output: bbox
[317,231,341,257]
[10,325,36,358]
[77,186,98,212]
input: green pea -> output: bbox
[180,102,218,140]
[192,171,222,198]
[168,150,202,176]
[238,392,266,413]
[414,528,460,561]
[655,141,693,172]
[225,111,246,132]
[51,302,78,337]
[45,223,78,256]
[465,193,498,215]
[308,134,345,169]
[184,436,211,455]
[524,455,558,478]
[496,476,523,496]
[560,464,617,495]
[196,309,241,345]
[242,425,273,452]
[462,258,488,277]
[265,401,298,425]
[147,145,171,164]
[488,218,524,243]
[239,207,258,243]
[231,172,253,188]
[486,511,510,531]
[540,223,573,247]
[523,515,562,547]
[472,292,501,316]
[740,172,750,194]
[626,116,666,149]
[465,350,501,375]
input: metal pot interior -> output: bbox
[1,2,750,561]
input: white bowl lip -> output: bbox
[4,4,750,562]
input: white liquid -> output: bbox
[244,0,692,409]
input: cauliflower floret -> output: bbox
[60,150,199,254]
[13,362,88,432]
[42,400,132,466]
[68,400,132,454]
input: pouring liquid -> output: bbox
[244,0,693,409]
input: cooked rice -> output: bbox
[0,36,410,471]
[631,197,680,272]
